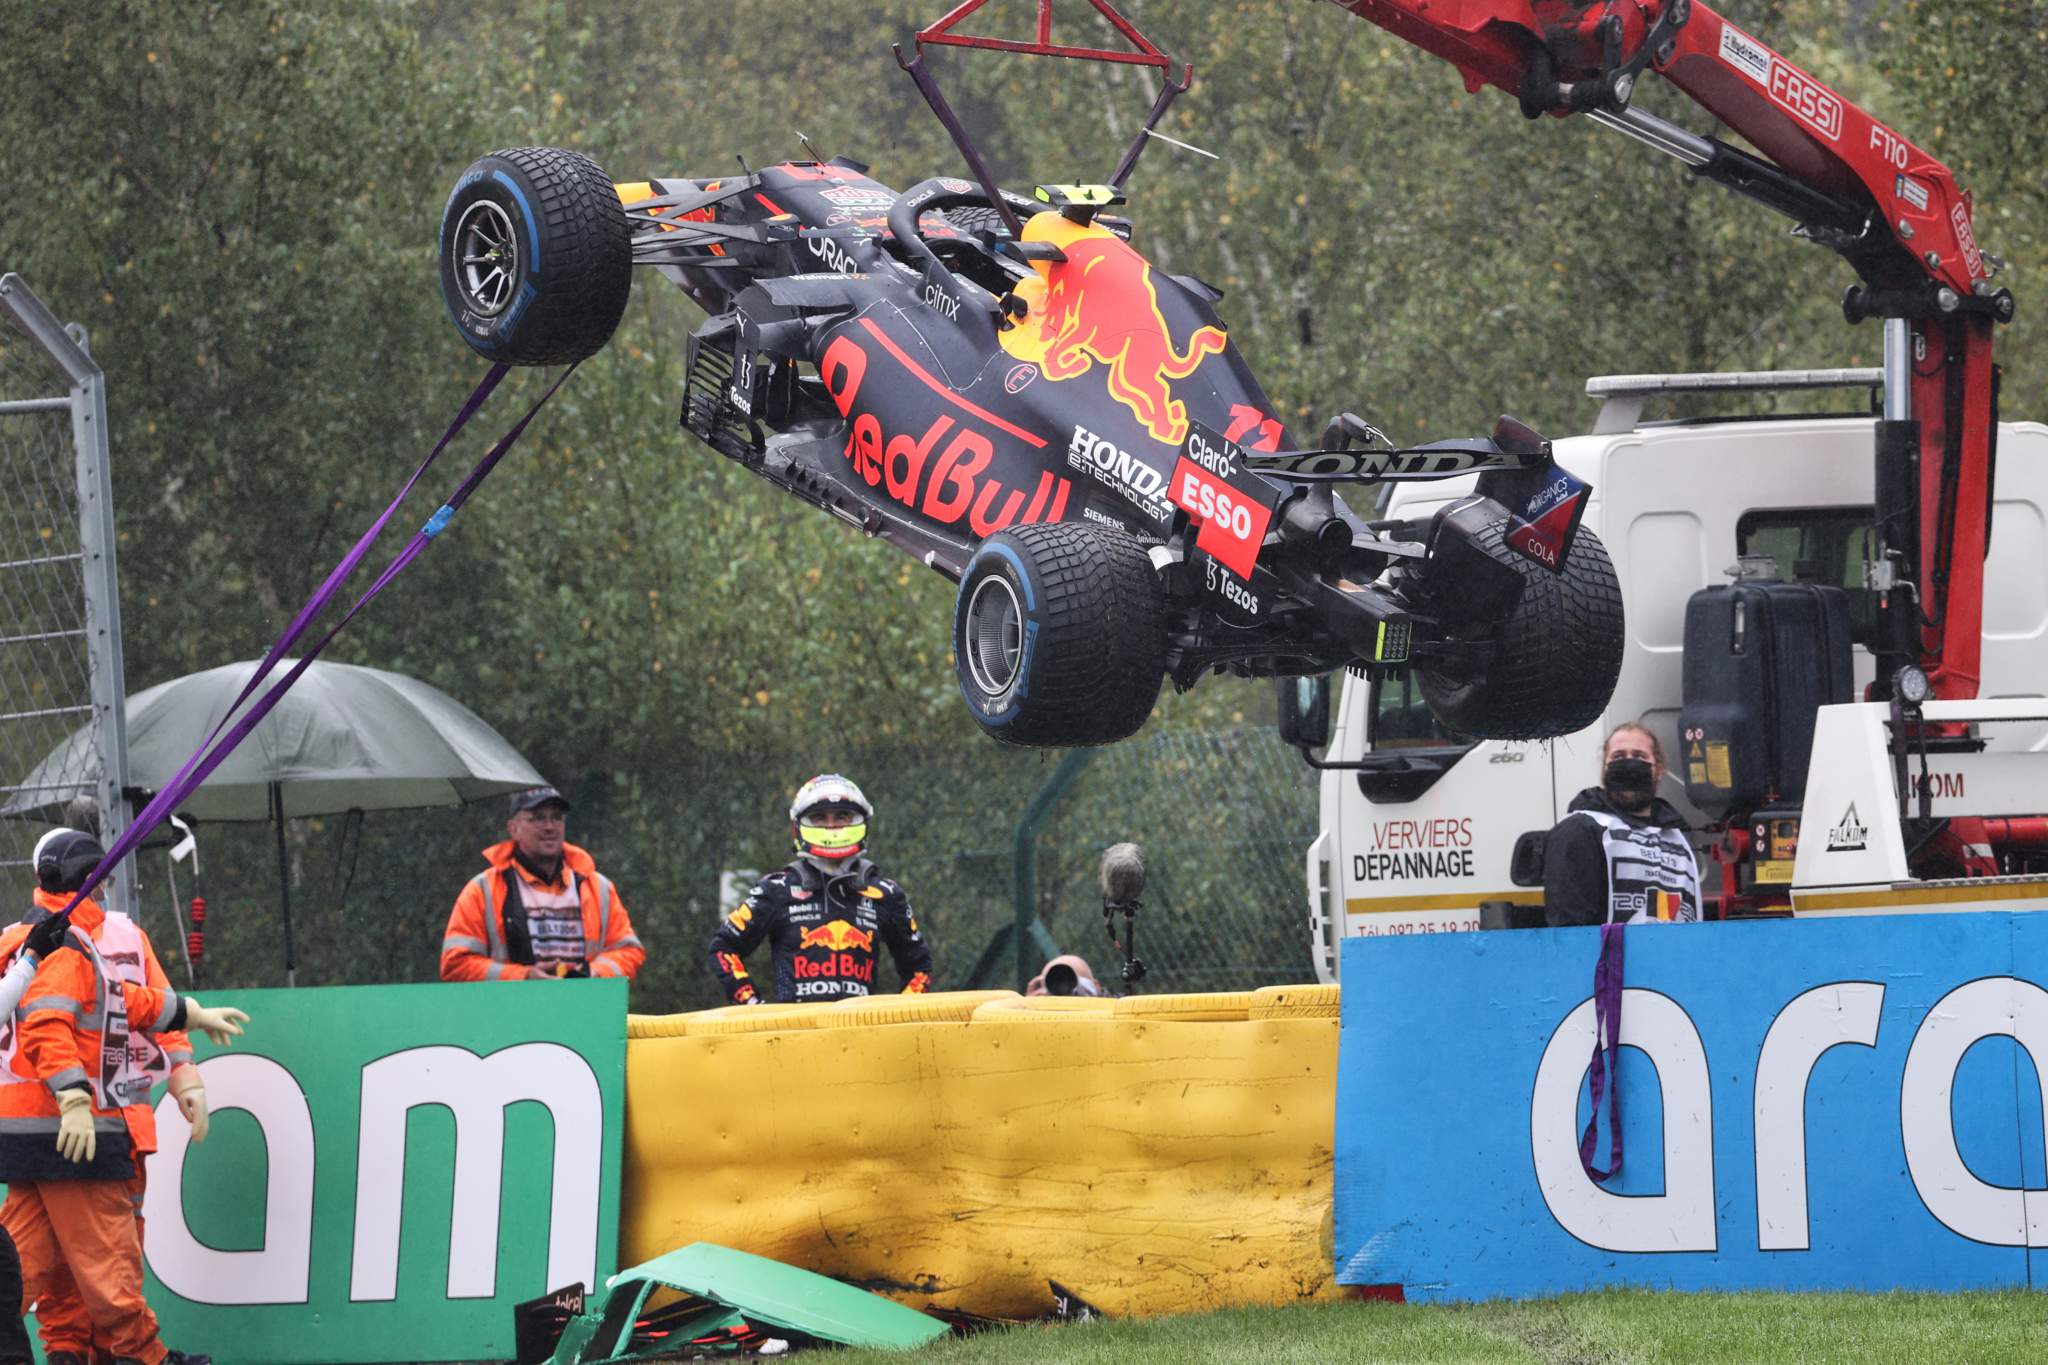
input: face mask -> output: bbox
[1603,756,1655,804]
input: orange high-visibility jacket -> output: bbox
[441,841,644,982]
[14,888,195,1152]
[0,894,188,1182]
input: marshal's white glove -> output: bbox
[167,1063,210,1144]
[182,996,248,1047]
[55,1088,95,1163]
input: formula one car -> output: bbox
[436,14,1622,748]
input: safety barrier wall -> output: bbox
[620,985,1342,1319]
[128,980,626,1365]
[1336,912,2048,1300]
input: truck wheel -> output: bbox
[954,523,1167,747]
[1417,520,1623,739]
[438,147,631,366]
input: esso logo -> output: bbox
[1180,470,1254,540]
[1169,455,1273,578]
[1005,364,1037,394]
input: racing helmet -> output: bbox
[790,773,872,862]
[33,827,104,896]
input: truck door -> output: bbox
[1322,670,1554,952]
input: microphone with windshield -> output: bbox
[1098,842,1148,985]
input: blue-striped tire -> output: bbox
[953,522,1167,747]
[438,147,631,366]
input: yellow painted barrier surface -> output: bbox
[622,989,1341,1319]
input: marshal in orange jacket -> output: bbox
[0,892,191,1182]
[440,840,644,982]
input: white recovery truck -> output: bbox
[1287,370,2048,983]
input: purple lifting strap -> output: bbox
[53,361,578,920]
[1578,921,1626,1183]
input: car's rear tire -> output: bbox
[953,523,1167,747]
[1417,520,1623,739]
[438,147,631,366]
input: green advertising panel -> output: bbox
[130,979,626,1364]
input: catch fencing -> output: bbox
[0,277,1320,1004]
[0,275,134,915]
[159,724,1324,1010]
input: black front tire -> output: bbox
[953,523,1167,747]
[1418,520,1624,739]
[438,147,631,366]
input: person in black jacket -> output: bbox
[708,774,933,1004]
[1543,723,1703,926]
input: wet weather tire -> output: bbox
[1417,521,1623,739]
[438,147,631,366]
[954,523,1167,747]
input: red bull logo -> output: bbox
[796,919,876,953]
[821,326,1069,533]
[1001,223,1226,446]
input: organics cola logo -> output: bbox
[998,232,1225,445]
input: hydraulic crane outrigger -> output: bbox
[1327,0,2015,706]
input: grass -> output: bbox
[815,1290,2048,1364]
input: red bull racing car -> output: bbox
[435,14,1623,748]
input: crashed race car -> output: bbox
[435,9,1622,748]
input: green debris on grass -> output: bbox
[819,1290,2048,1365]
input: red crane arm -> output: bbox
[1335,1,1983,292]
[1327,0,2015,701]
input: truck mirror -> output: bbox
[1509,830,1548,887]
[1277,675,1331,750]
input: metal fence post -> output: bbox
[0,274,134,916]
[1011,748,1096,991]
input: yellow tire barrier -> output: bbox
[1250,983,1341,1019]
[622,987,1340,1320]
[970,994,1115,1020]
[1112,991,1254,1022]
[625,1012,694,1040]
[681,1003,823,1036]
[811,990,1020,1027]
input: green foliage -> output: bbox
[1875,0,2048,391]
[4,0,2044,999]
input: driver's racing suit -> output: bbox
[708,857,933,1004]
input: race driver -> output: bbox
[707,774,933,1004]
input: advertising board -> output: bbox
[1335,914,2048,1298]
[132,980,625,1363]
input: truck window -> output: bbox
[1734,507,1872,590]
[1369,673,1471,751]
[1735,507,1877,640]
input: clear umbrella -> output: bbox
[4,658,546,983]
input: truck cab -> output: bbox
[1302,371,2048,982]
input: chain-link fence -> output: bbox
[0,275,133,913]
[93,724,1322,1011]
[0,278,1319,1005]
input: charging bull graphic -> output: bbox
[796,920,876,954]
[1001,229,1227,447]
